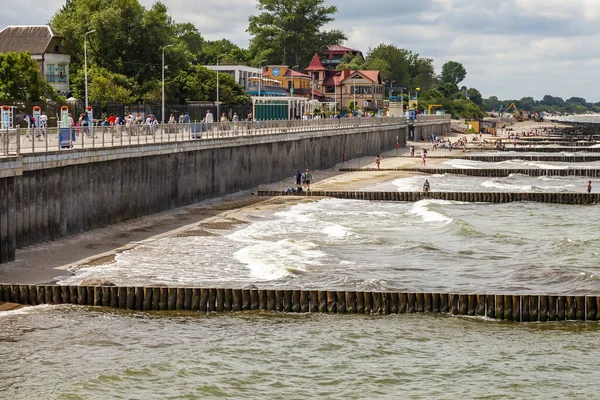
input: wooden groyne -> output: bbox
[258,191,599,204]
[338,167,600,177]
[1,284,598,322]
[426,155,600,162]
[496,147,600,153]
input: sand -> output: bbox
[0,119,563,285]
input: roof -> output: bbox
[284,69,311,78]
[0,25,62,54]
[358,70,381,83]
[305,53,326,71]
[327,45,361,53]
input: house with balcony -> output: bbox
[321,45,363,70]
[0,25,71,95]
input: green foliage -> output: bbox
[86,66,134,104]
[440,61,466,87]
[482,95,600,114]
[247,0,346,68]
[198,39,250,65]
[0,52,59,102]
[170,65,250,105]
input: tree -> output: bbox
[86,67,134,104]
[467,88,482,105]
[365,44,409,87]
[440,61,466,86]
[170,65,250,105]
[198,39,250,65]
[51,0,194,97]
[0,52,59,102]
[336,53,365,71]
[247,0,346,68]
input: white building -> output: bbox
[205,65,262,93]
[0,25,71,95]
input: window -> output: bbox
[325,86,335,94]
[46,64,55,82]
[57,65,67,82]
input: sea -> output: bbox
[2,118,600,398]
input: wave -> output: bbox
[409,200,454,224]
[481,180,532,191]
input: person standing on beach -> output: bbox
[410,146,415,157]
[375,155,381,170]
[588,180,592,194]
[304,169,312,190]
[421,151,427,166]
[423,179,431,192]
[296,170,302,188]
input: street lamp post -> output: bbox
[258,59,267,98]
[400,87,404,116]
[161,44,174,124]
[290,65,298,119]
[84,29,96,109]
[216,53,226,120]
[416,87,421,112]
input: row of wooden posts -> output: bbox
[425,154,600,162]
[2,284,599,322]
[259,190,599,204]
[339,167,600,177]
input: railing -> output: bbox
[0,115,449,157]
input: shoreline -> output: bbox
[0,120,565,285]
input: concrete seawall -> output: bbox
[1,284,597,322]
[258,191,599,204]
[0,122,457,264]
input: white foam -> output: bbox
[323,224,350,237]
[409,200,454,224]
[442,159,482,169]
[391,177,422,191]
[481,180,532,191]
[233,239,325,281]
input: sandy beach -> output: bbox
[0,119,567,285]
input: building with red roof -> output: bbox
[322,45,363,69]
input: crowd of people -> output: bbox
[285,169,313,194]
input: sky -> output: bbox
[4,0,600,102]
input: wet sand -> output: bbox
[0,120,566,284]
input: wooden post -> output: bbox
[382,292,391,315]
[135,287,143,310]
[111,286,119,308]
[232,289,242,311]
[390,292,399,314]
[309,290,319,313]
[415,293,424,313]
[176,288,185,310]
[242,289,251,311]
[118,287,127,309]
[152,288,160,311]
[216,289,225,312]
[224,288,232,311]
[586,296,597,321]
[19,285,29,305]
[168,288,177,311]
[275,290,284,312]
[476,294,485,316]
[191,288,200,311]
[459,294,468,315]
[208,288,217,312]
[251,290,259,310]
[449,294,458,315]
[291,290,301,313]
[266,290,276,311]
[199,288,209,312]
[30,285,39,306]
[548,296,557,321]
[93,286,102,307]
[184,288,192,310]
[439,293,448,313]
[423,293,432,313]
[300,291,309,312]
[337,291,347,313]
[258,289,267,310]
[504,295,513,321]
[283,290,292,312]
[126,287,135,310]
[407,293,416,313]
[364,292,373,314]
[159,288,168,311]
[87,286,95,306]
[356,291,365,313]
[346,291,357,313]
[101,287,110,308]
[372,292,382,314]
[557,296,566,320]
[37,285,46,305]
[467,294,476,316]
[143,287,152,311]
[512,296,520,322]
[528,295,538,322]
[576,296,585,321]
[539,296,548,322]
[495,295,504,320]
[327,291,337,313]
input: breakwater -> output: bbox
[426,154,600,162]
[496,147,600,152]
[338,167,600,177]
[258,190,598,204]
[1,284,597,322]
[0,119,453,265]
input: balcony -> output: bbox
[46,74,68,83]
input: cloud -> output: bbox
[2,0,600,101]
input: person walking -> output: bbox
[304,169,312,190]
[423,179,431,192]
[421,151,427,166]
[588,180,592,194]
[410,146,415,157]
[375,155,381,170]
[296,170,302,189]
